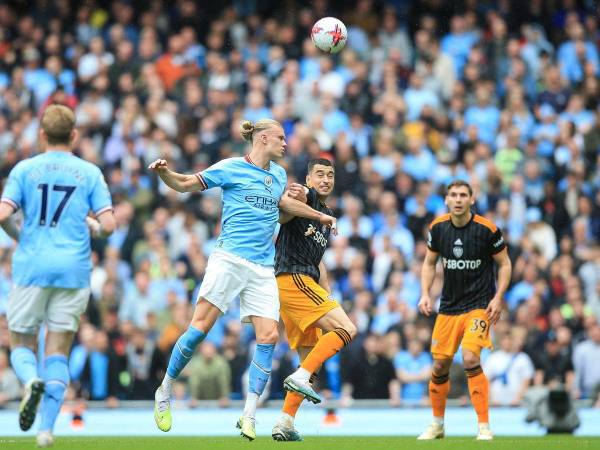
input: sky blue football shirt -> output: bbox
[1,151,112,288]
[197,156,287,266]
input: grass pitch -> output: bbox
[1,436,599,450]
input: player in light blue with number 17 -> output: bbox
[0,105,116,448]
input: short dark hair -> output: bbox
[308,158,334,173]
[446,179,473,196]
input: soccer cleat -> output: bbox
[283,375,322,404]
[272,423,303,441]
[417,422,445,440]
[477,423,493,440]
[154,386,172,432]
[36,430,54,448]
[19,378,45,431]
[237,415,256,441]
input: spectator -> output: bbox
[394,338,431,404]
[485,329,535,406]
[573,323,600,403]
[0,347,20,405]
[341,334,399,404]
[187,342,231,405]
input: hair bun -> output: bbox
[240,120,255,142]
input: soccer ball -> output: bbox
[311,17,347,54]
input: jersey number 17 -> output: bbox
[37,184,76,227]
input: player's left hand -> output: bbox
[86,216,102,238]
[486,296,503,325]
[319,213,337,235]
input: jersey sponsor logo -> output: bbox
[304,224,328,247]
[442,257,481,270]
[244,193,279,211]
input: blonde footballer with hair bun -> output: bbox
[149,117,337,441]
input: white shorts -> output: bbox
[197,250,279,323]
[7,285,91,334]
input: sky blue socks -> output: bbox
[166,326,206,378]
[10,347,38,385]
[248,343,275,395]
[39,354,69,432]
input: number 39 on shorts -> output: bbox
[469,318,488,333]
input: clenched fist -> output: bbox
[148,159,169,173]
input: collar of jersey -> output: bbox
[450,211,474,229]
[306,185,329,208]
[245,155,270,171]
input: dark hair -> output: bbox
[308,158,333,173]
[446,179,473,196]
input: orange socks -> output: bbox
[282,391,304,417]
[283,373,318,417]
[300,329,350,374]
[465,365,489,423]
[429,372,450,419]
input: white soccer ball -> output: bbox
[311,17,347,54]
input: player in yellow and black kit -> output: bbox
[271,159,357,441]
[417,180,512,441]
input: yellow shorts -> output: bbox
[431,309,492,359]
[277,273,339,350]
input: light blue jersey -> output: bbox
[1,151,112,288]
[197,156,287,266]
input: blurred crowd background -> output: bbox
[0,0,600,410]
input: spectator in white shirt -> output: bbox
[484,328,535,406]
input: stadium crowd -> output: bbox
[0,0,600,410]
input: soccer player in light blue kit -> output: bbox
[0,105,116,448]
[149,118,337,440]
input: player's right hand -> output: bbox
[418,295,433,316]
[148,159,169,172]
[319,213,338,235]
[287,183,307,203]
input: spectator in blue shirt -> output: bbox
[402,135,437,182]
[533,104,560,157]
[557,22,599,84]
[441,15,479,79]
[403,73,440,122]
[465,84,501,147]
[559,94,596,134]
[394,338,432,403]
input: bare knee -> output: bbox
[190,317,212,334]
[346,322,357,341]
[190,299,221,333]
[432,358,452,375]
[462,350,481,369]
[255,326,278,344]
[9,331,36,351]
[316,308,357,341]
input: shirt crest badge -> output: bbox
[453,238,463,258]
[264,175,273,187]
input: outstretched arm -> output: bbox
[148,159,205,193]
[279,194,337,234]
[279,183,308,224]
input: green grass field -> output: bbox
[1,436,599,450]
